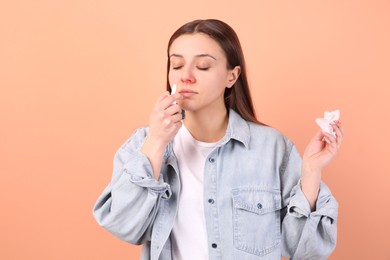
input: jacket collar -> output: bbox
[222,109,250,149]
[166,109,251,161]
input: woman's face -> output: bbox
[168,33,240,114]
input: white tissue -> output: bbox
[315,110,340,138]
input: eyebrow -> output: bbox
[169,53,217,60]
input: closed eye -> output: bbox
[197,66,209,71]
[172,66,183,70]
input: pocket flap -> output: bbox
[232,188,281,214]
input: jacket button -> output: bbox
[208,198,215,204]
[212,243,217,248]
[257,203,263,209]
[209,157,215,163]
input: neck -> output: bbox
[183,108,229,143]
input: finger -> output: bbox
[334,121,344,138]
[331,122,344,148]
[157,104,182,122]
[157,93,183,110]
[154,90,176,106]
[312,130,326,142]
[321,131,338,153]
[156,91,170,103]
[171,119,183,132]
[162,112,183,128]
[153,92,171,113]
[171,110,184,123]
[163,104,183,121]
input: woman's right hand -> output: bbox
[141,91,183,179]
[147,91,183,146]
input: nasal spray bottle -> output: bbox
[171,84,185,119]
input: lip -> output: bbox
[178,89,198,98]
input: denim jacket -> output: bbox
[93,109,338,260]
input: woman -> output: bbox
[93,19,343,260]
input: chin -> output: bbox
[177,101,191,111]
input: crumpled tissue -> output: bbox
[315,110,340,138]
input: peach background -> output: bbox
[1,0,389,259]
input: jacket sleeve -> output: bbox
[92,127,171,245]
[280,144,338,260]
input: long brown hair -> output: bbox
[166,19,264,125]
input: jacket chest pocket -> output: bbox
[231,188,282,257]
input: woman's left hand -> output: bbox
[301,121,344,211]
[302,121,344,174]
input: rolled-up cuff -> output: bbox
[287,181,338,222]
[123,151,172,199]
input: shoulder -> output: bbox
[245,123,301,173]
[228,109,294,152]
[247,122,294,151]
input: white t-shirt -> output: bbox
[171,125,217,260]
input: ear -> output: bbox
[227,66,241,88]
